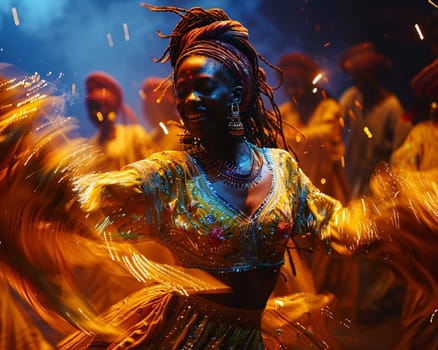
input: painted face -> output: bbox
[174,55,236,140]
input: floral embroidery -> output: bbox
[276,221,291,238]
[208,226,225,245]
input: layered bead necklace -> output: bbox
[195,141,263,188]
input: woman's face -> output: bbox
[174,55,237,140]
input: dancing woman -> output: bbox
[0,6,437,350]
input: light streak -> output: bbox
[415,24,424,40]
[428,0,438,8]
[430,309,437,323]
[339,117,345,128]
[159,122,169,135]
[11,7,20,26]
[363,126,373,139]
[274,299,284,308]
[123,23,130,41]
[106,33,114,47]
[312,73,323,85]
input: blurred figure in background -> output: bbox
[86,71,153,170]
[79,72,158,313]
[276,52,357,333]
[339,42,411,199]
[338,42,410,330]
[277,52,350,205]
[392,58,438,172]
[140,76,182,152]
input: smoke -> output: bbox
[1,0,346,135]
[1,0,273,133]
[0,0,69,35]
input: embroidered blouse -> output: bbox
[74,146,346,274]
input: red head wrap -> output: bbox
[85,71,123,112]
[339,42,391,77]
[277,52,320,82]
[85,71,138,124]
[411,59,438,100]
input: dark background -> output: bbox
[1,0,436,135]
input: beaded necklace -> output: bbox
[195,142,263,188]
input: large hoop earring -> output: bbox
[227,102,245,138]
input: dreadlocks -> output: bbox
[142,4,287,150]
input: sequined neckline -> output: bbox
[193,141,263,189]
[190,146,276,221]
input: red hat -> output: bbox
[339,42,392,77]
[85,71,139,124]
[85,71,123,111]
[277,52,320,79]
[411,59,438,100]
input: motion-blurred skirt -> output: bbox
[58,284,333,349]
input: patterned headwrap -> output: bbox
[174,21,254,109]
[142,4,287,149]
[339,42,392,77]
